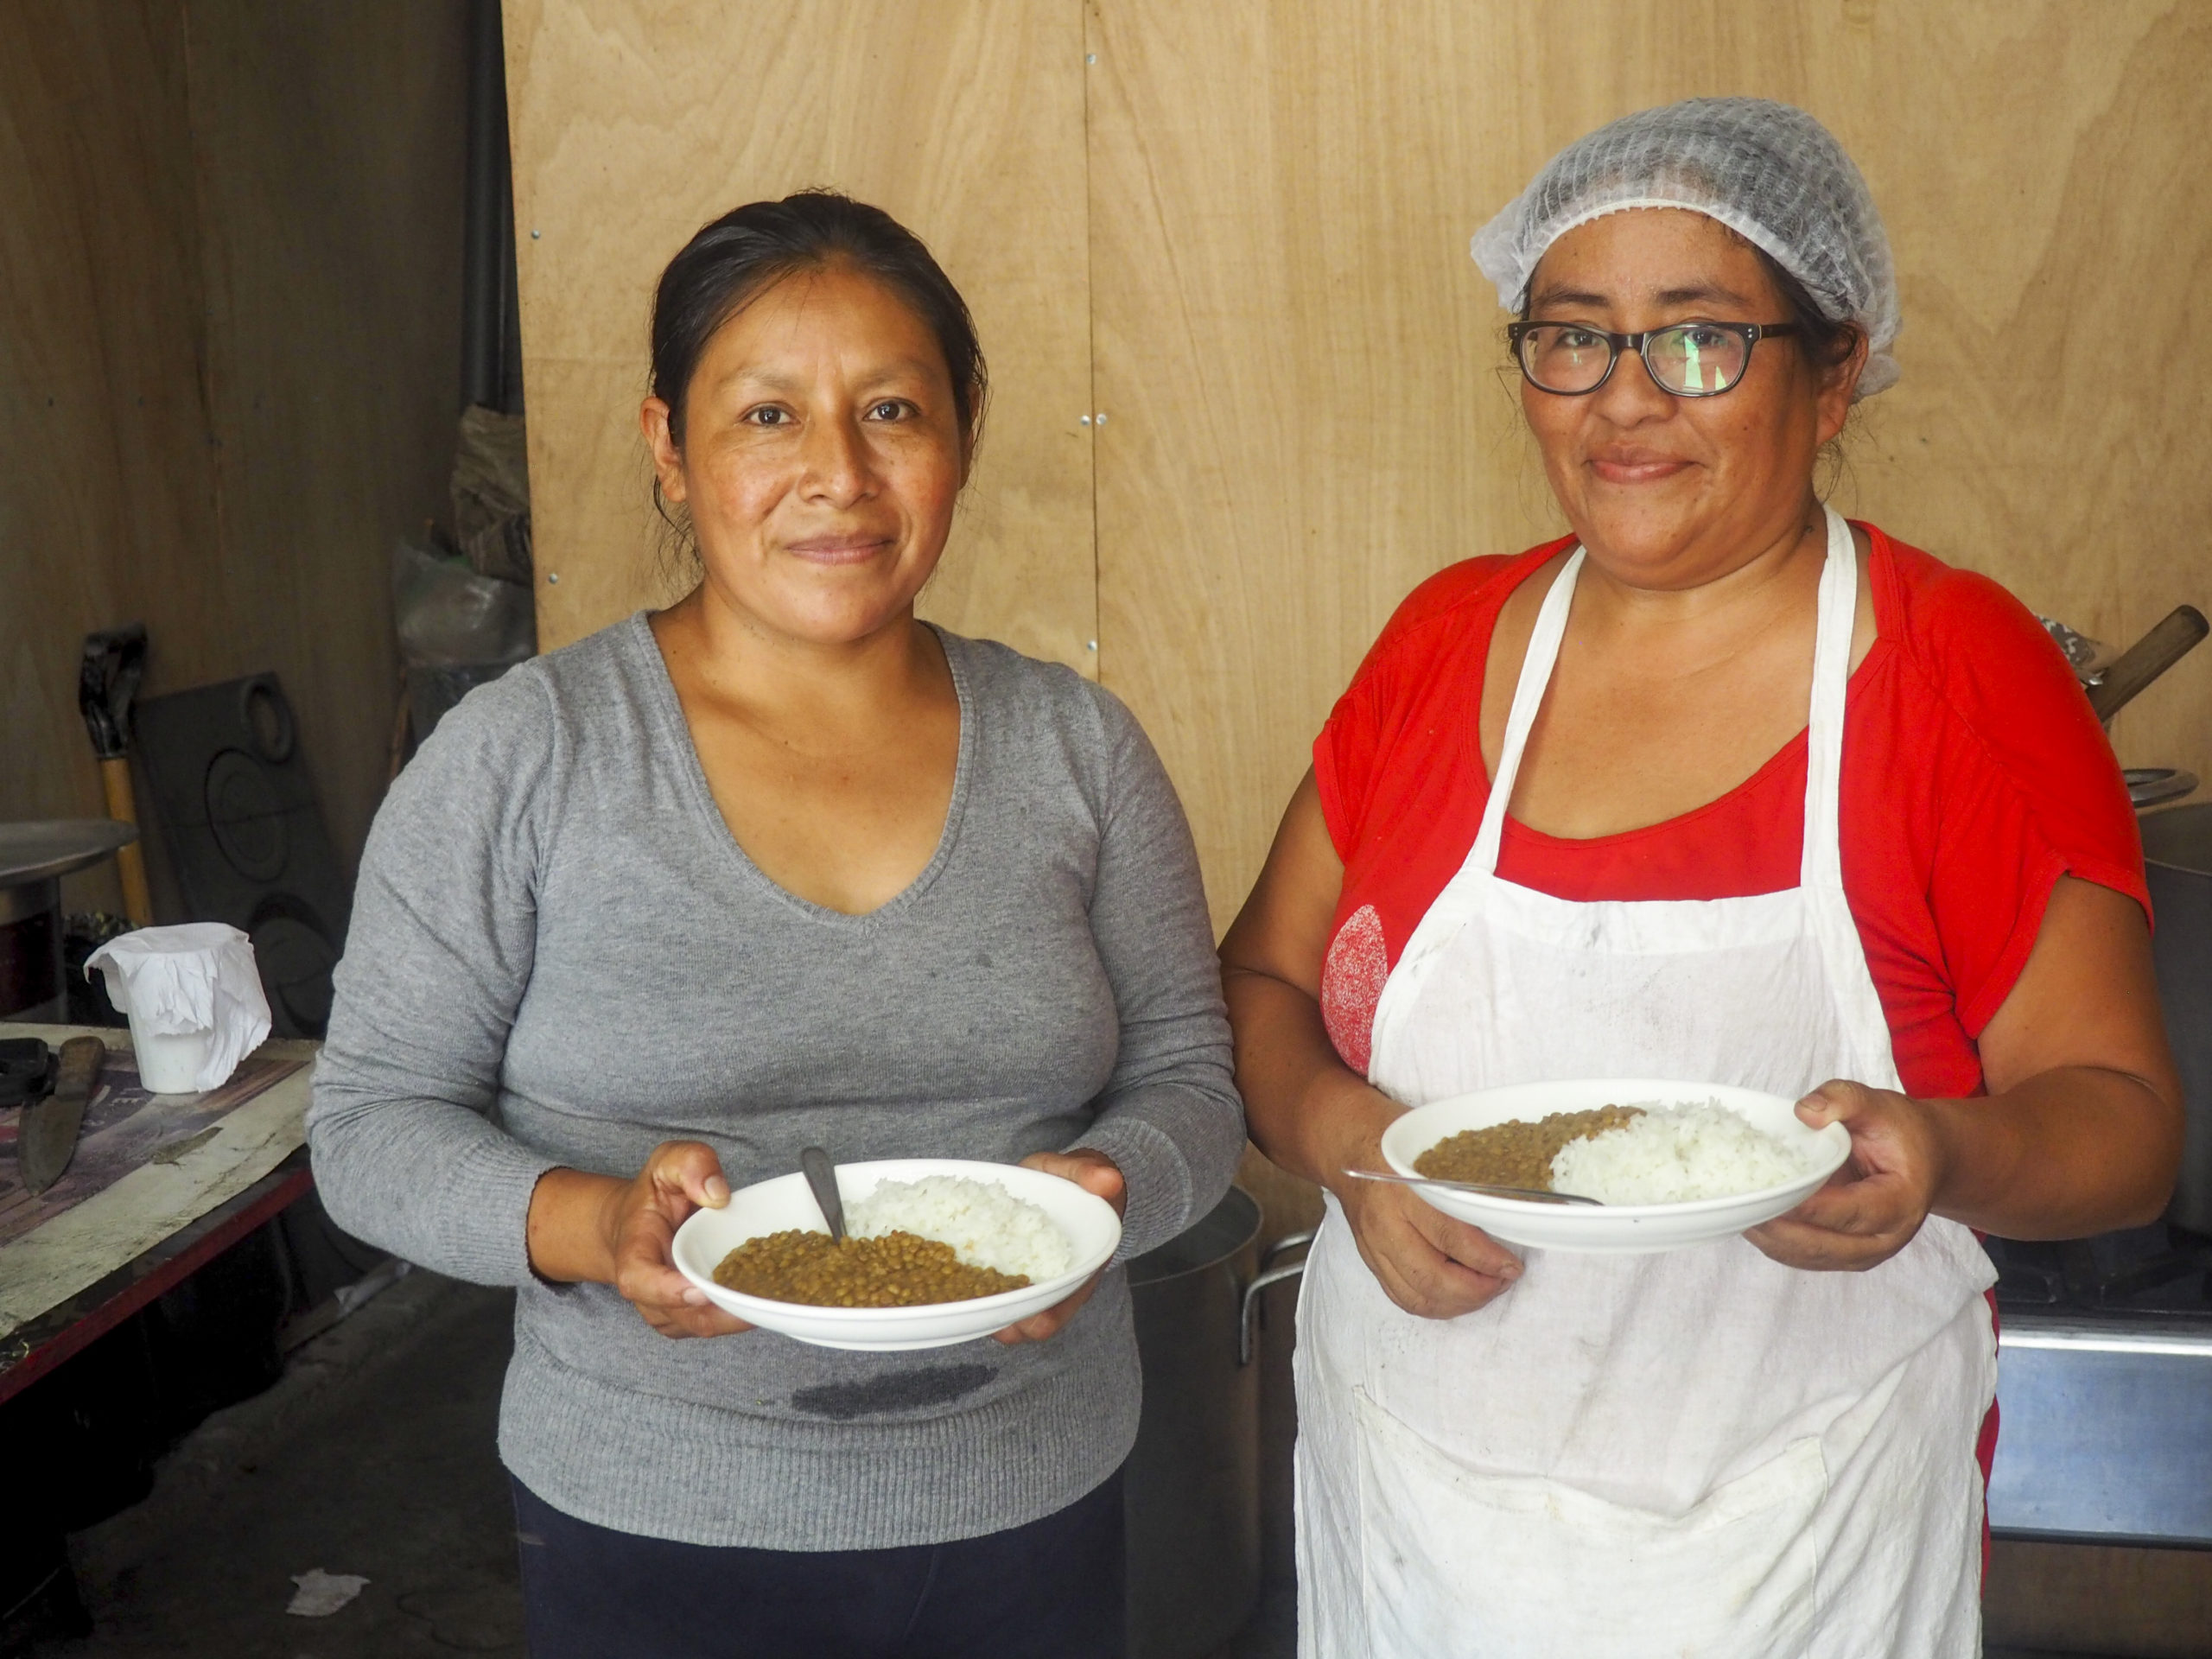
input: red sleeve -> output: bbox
[1313,550,1544,860]
[1885,543,2148,1037]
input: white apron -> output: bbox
[1295,507,1999,1658]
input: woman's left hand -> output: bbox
[993,1149,1128,1344]
[1745,1079,1949,1272]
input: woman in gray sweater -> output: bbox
[308,192,1243,1659]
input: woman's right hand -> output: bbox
[527,1141,753,1339]
[608,1141,754,1338]
[1331,1146,1524,1320]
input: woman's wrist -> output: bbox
[1022,1147,1128,1217]
[1910,1092,1980,1221]
[1286,1072,1400,1198]
[525,1166,631,1285]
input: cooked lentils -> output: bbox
[1414,1105,1646,1191]
[712,1230,1030,1307]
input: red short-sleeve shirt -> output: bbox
[1313,522,2149,1098]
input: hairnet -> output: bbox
[1471,98,1901,397]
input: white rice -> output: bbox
[1548,1102,1812,1205]
[844,1176,1073,1281]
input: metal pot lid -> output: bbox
[0,819,138,889]
[2126,768,2198,812]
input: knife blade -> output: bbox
[20,1037,104,1196]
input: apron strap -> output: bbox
[1473,512,1857,889]
[1471,548,1585,875]
[1798,506,1859,893]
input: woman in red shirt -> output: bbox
[1221,99,2183,1656]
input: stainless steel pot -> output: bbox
[2140,804,2212,1233]
[1123,1186,1264,1659]
[0,821,137,1020]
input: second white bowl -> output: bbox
[1378,1079,1851,1255]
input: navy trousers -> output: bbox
[512,1469,1126,1659]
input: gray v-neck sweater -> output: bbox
[308,616,1243,1550]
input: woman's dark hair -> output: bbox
[649,190,988,453]
[1749,247,1860,376]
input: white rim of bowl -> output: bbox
[1386,1120,1848,1219]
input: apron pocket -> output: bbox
[1351,1387,1826,1659]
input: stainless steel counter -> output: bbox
[1988,1311,2212,1548]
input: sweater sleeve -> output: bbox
[1069,686,1248,1259]
[307,669,564,1287]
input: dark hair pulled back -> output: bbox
[1748,247,1859,375]
[649,190,988,454]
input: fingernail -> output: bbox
[704,1178,729,1206]
[683,1288,706,1306]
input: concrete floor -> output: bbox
[35,1268,1305,1659]
[39,1271,524,1656]
[22,1268,2130,1659]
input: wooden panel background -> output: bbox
[501,0,1098,671]
[1986,1538,2212,1658]
[0,0,467,912]
[1087,0,2212,929]
[183,3,472,881]
[509,0,2211,935]
[0,1,224,913]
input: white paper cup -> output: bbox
[130,1020,214,1094]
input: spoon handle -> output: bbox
[1342,1166,1601,1207]
[799,1146,846,1241]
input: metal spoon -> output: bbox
[799,1146,845,1241]
[1343,1167,1603,1207]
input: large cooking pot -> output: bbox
[2141,804,2212,1233]
[1122,1186,1264,1659]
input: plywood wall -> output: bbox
[0,1,226,914]
[1089,0,2212,927]
[0,0,467,913]
[184,3,472,879]
[507,0,2212,931]
[502,0,1097,671]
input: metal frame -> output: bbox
[1238,1230,1313,1366]
[1507,320,1802,397]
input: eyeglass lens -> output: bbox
[1517,324,1753,396]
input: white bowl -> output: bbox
[1378,1078,1851,1255]
[671,1158,1122,1351]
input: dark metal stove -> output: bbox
[1990,1222,2212,1316]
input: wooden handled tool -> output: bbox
[77,626,152,926]
[2089,606,2209,724]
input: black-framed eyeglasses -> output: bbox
[1506,320,1801,397]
